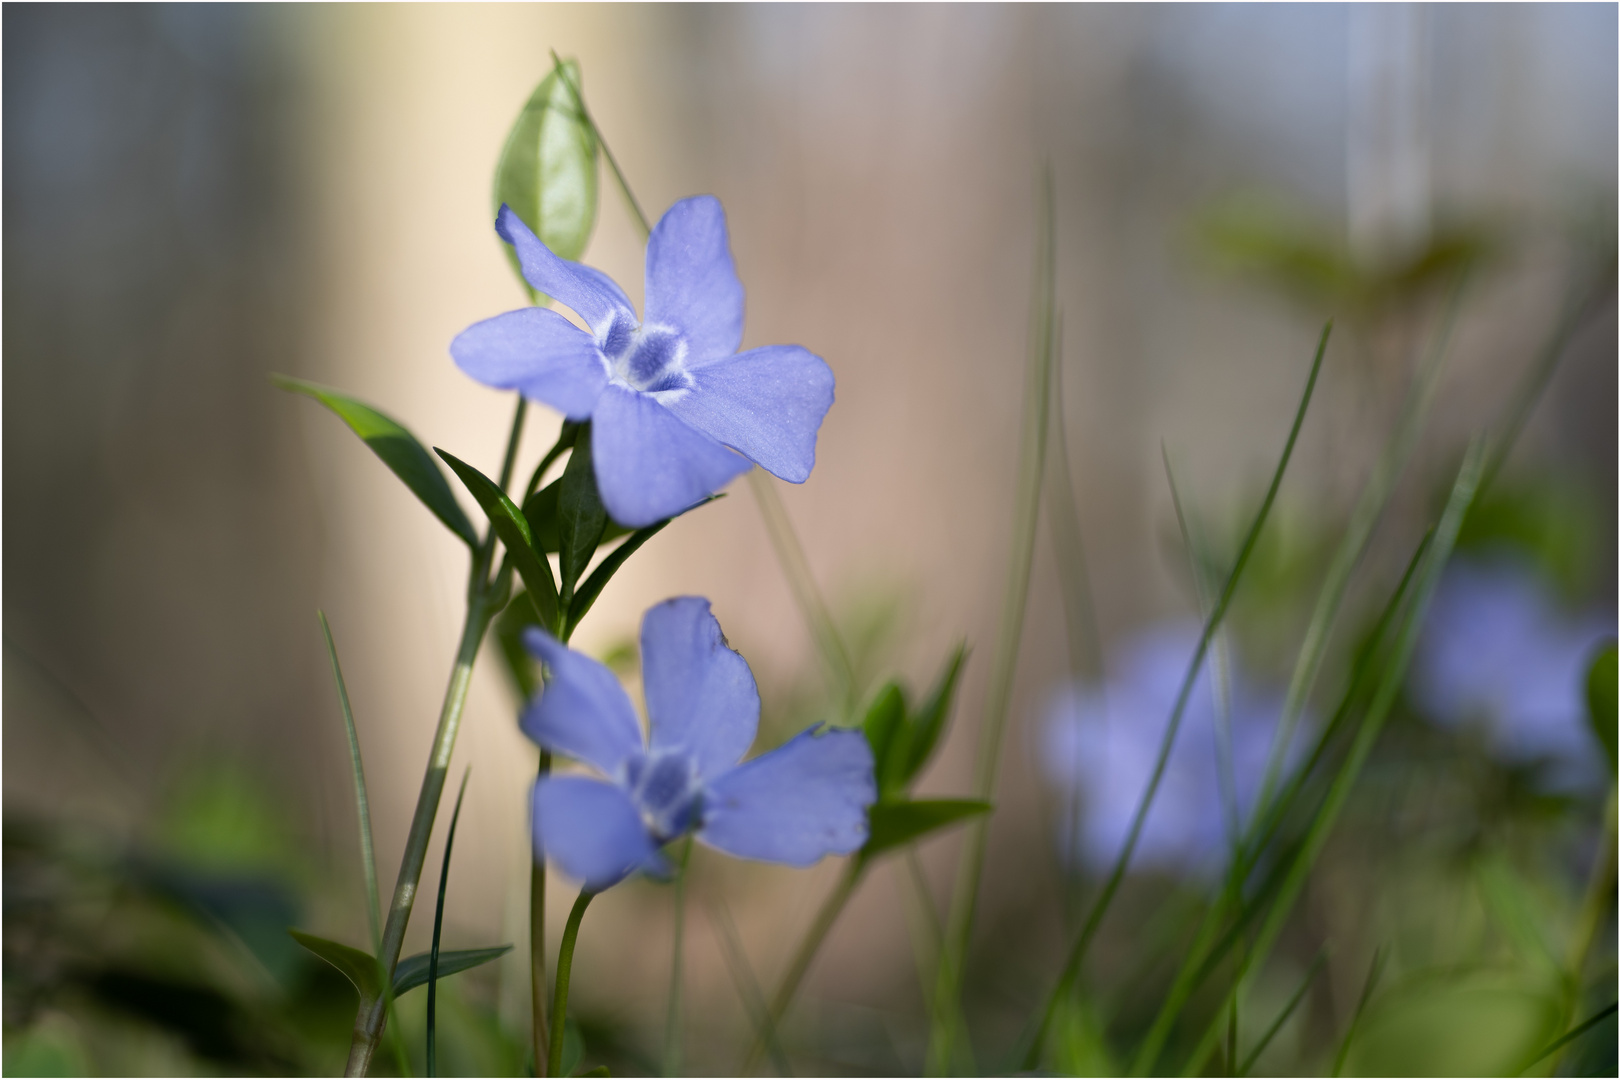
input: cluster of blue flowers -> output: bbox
[1410,555,1615,789]
[1036,620,1293,876]
[454,197,872,889]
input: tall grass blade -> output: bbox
[1236,952,1325,1076]
[319,612,381,952]
[1021,320,1331,1072]
[427,769,471,1077]
[1330,946,1387,1077]
[1180,437,1487,1076]
[1254,277,1463,825]
[930,165,1057,1076]
[711,898,791,1077]
[1517,1002,1618,1075]
[1045,314,1105,686]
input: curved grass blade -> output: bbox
[426,769,468,1077]
[274,375,477,547]
[437,448,560,632]
[319,612,381,953]
[1236,951,1325,1076]
[1330,947,1387,1077]
[932,167,1058,1075]
[494,58,599,301]
[1178,438,1487,1077]
[711,898,791,1077]
[1517,1002,1618,1075]
[1021,320,1331,1072]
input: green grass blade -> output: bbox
[1254,278,1463,827]
[1045,313,1106,685]
[1330,946,1387,1077]
[319,612,381,953]
[565,518,668,640]
[931,165,1057,1076]
[1022,320,1331,1073]
[1517,1002,1618,1075]
[1236,952,1325,1076]
[274,375,478,547]
[711,897,791,1077]
[1180,437,1487,1077]
[437,447,561,632]
[427,769,470,1078]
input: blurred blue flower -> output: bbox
[452,198,835,527]
[1036,621,1291,875]
[1410,556,1613,787]
[521,597,875,891]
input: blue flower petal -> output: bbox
[644,196,745,364]
[533,775,664,891]
[666,345,834,484]
[590,384,751,528]
[699,727,875,866]
[640,597,759,781]
[521,628,644,777]
[450,307,607,419]
[496,205,635,335]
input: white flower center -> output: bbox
[601,316,692,394]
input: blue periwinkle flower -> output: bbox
[521,597,875,891]
[1037,621,1293,876]
[1410,556,1614,788]
[453,198,835,527]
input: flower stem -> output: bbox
[743,858,864,1073]
[530,752,553,1076]
[548,50,651,242]
[663,837,695,1078]
[550,889,596,1079]
[343,395,527,1077]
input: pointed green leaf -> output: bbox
[523,478,631,555]
[860,683,907,798]
[273,375,477,547]
[494,58,599,299]
[394,945,514,998]
[289,929,382,1002]
[901,644,968,784]
[565,520,668,638]
[1586,641,1617,777]
[317,613,381,953]
[436,448,560,632]
[557,429,608,606]
[862,799,992,859]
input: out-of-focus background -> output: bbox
[5,4,1614,1076]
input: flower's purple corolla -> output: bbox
[452,198,836,527]
[521,596,875,891]
[1036,621,1296,876]
[1411,556,1614,789]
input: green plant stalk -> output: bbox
[713,898,792,1078]
[742,858,863,1074]
[320,612,382,952]
[663,838,695,1078]
[1020,323,1330,1073]
[549,50,651,242]
[343,396,527,1077]
[550,889,596,1079]
[1553,786,1617,1072]
[928,168,1056,1076]
[530,753,553,1076]
[1236,952,1325,1076]
[748,470,858,712]
[1520,1002,1619,1075]
[1178,438,1485,1077]
[1330,947,1387,1077]
[428,770,472,1078]
[1126,531,1432,1077]
[1254,277,1463,822]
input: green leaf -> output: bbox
[273,375,478,547]
[862,799,992,859]
[394,945,514,998]
[557,427,608,606]
[317,614,381,953]
[860,683,907,798]
[565,520,667,638]
[494,589,545,700]
[523,478,631,555]
[289,929,381,1002]
[436,448,560,632]
[1586,641,1617,777]
[901,644,968,784]
[493,58,599,299]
